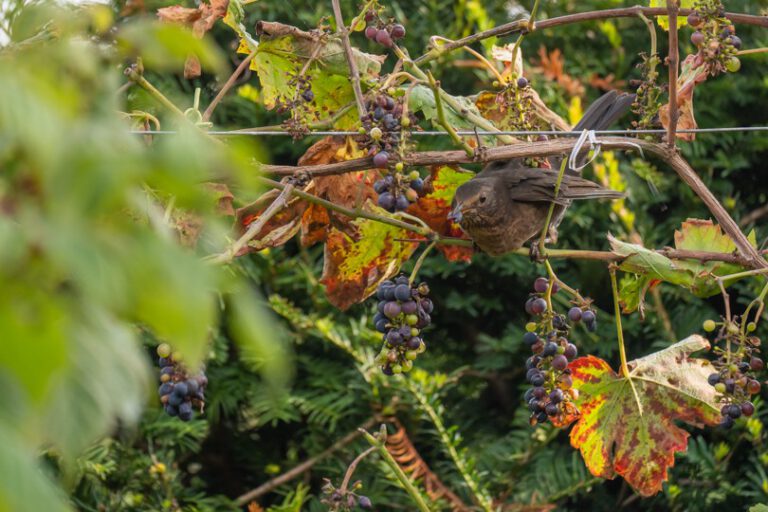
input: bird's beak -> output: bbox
[448,202,463,223]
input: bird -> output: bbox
[448,90,635,257]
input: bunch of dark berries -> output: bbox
[361,92,416,168]
[363,9,405,49]
[373,275,433,375]
[702,318,762,428]
[373,167,424,212]
[321,479,373,510]
[523,277,596,425]
[688,0,742,74]
[156,343,207,422]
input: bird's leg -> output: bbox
[547,225,559,245]
[528,242,546,262]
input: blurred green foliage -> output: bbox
[3,0,768,511]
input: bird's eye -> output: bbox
[479,195,487,204]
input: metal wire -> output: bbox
[129,126,768,136]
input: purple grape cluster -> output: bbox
[373,170,424,212]
[373,275,433,375]
[363,10,405,49]
[687,0,741,74]
[156,343,207,422]
[523,277,597,425]
[702,318,762,428]
[321,479,373,510]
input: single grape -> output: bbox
[168,393,183,406]
[564,343,578,360]
[383,301,401,319]
[158,383,173,396]
[384,96,396,110]
[742,401,755,416]
[581,310,596,324]
[542,342,558,357]
[358,496,373,509]
[398,325,412,338]
[729,35,742,50]
[375,319,388,333]
[375,29,393,48]
[364,25,378,40]
[750,357,764,371]
[533,386,546,399]
[301,89,314,102]
[553,315,566,330]
[523,331,539,346]
[393,284,410,302]
[526,355,540,369]
[160,366,174,376]
[724,378,736,393]
[517,77,529,88]
[747,321,757,332]
[157,343,172,358]
[552,354,568,371]
[158,357,170,367]
[531,373,545,387]
[549,388,564,403]
[524,298,535,315]
[545,403,559,416]
[165,404,179,417]
[528,398,542,413]
[390,24,406,39]
[687,12,701,27]
[725,57,741,73]
[526,368,541,383]
[401,300,418,315]
[714,382,727,393]
[533,277,549,293]
[707,373,721,386]
[727,404,742,419]
[410,178,424,192]
[173,382,188,397]
[364,10,375,22]
[721,415,734,428]
[373,179,387,194]
[386,330,403,346]
[373,151,389,168]
[567,307,582,322]
[395,195,410,211]
[536,411,548,423]
[420,298,434,314]
[747,379,761,395]
[530,298,547,315]
[691,31,705,46]
[702,319,717,332]
[377,191,395,210]
[524,388,534,402]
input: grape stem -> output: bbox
[537,157,569,258]
[428,35,506,84]
[609,265,643,414]
[202,48,258,122]
[331,0,368,122]
[339,445,377,493]
[360,428,432,512]
[408,241,436,286]
[426,71,475,156]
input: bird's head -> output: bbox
[448,179,497,228]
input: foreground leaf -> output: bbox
[321,204,419,309]
[567,335,721,496]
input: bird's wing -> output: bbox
[501,167,624,204]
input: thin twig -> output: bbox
[331,0,367,122]
[360,428,432,512]
[125,68,187,119]
[207,184,294,264]
[203,50,258,122]
[339,446,377,493]
[235,417,377,506]
[610,265,643,415]
[426,71,474,156]
[666,0,680,146]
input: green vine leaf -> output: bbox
[408,85,490,132]
[650,0,694,30]
[610,219,759,313]
[567,335,721,496]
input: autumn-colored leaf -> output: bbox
[659,54,709,141]
[321,203,419,309]
[157,0,229,78]
[566,335,721,496]
[407,165,474,262]
[235,188,308,253]
[297,137,379,245]
[534,47,584,97]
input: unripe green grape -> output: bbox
[392,364,403,374]
[748,322,757,332]
[401,117,410,127]
[157,343,172,358]
[370,127,383,140]
[703,319,717,332]
[405,351,418,360]
[395,162,404,172]
[525,322,537,332]
[402,360,413,372]
[406,314,418,326]
[416,341,426,353]
[409,170,420,180]
[726,57,741,73]
[714,382,726,393]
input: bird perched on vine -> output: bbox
[449,90,635,257]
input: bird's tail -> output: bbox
[561,173,625,201]
[573,90,636,132]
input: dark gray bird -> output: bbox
[449,91,634,257]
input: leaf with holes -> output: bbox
[407,165,474,262]
[566,335,721,496]
[321,203,419,309]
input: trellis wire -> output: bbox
[129,126,768,136]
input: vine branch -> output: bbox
[331,0,368,122]
[666,0,680,146]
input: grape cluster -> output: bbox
[361,92,415,167]
[688,0,741,74]
[702,318,762,428]
[630,52,663,132]
[362,10,405,49]
[156,343,207,422]
[373,275,432,375]
[373,168,424,212]
[523,277,596,425]
[321,479,373,510]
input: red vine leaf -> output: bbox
[320,203,419,309]
[297,136,379,246]
[407,165,474,262]
[235,189,308,254]
[157,0,229,78]
[659,54,709,141]
[566,335,721,496]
